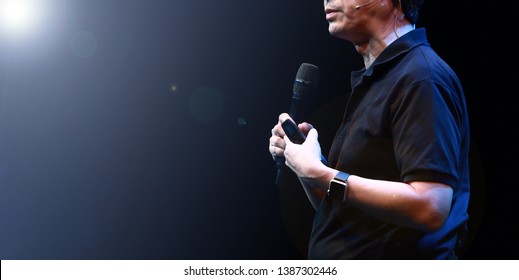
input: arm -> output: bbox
[271,113,453,232]
[290,152,453,232]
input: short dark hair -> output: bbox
[392,0,424,24]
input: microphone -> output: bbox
[355,0,373,9]
[275,63,320,186]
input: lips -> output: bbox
[325,9,339,20]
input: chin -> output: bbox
[327,23,348,39]
[328,26,340,36]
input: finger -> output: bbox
[278,112,292,124]
[306,128,319,140]
[283,135,293,145]
[270,136,286,150]
[271,123,285,137]
[298,122,314,135]
[270,146,284,159]
[305,128,319,143]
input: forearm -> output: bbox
[296,166,452,231]
[345,175,452,232]
[297,166,337,210]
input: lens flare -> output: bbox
[0,0,66,61]
[0,0,40,36]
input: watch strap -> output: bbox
[333,171,350,183]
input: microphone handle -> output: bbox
[274,109,305,186]
[289,95,306,124]
[275,156,285,186]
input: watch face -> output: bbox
[328,180,346,202]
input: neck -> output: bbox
[357,23,415,69]
[384,23,415,47]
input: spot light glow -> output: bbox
[0,0,41,36]
[0,0,66,61]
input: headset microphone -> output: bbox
[355,0,373,9]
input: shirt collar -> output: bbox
[351,28,429,87]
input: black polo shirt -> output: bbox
[308,28,471,259]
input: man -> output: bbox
[269,0,470,259]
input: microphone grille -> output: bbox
[295,63,320,86]
[290,63,319,122]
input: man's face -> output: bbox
[322,0,374,44]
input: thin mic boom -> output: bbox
[355,0,373,9]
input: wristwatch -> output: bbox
[327,171,350,202]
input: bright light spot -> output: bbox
[0,0,65,61]
[0,0,40,36]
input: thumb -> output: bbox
[283,135,293,145]
[306,128,318,141]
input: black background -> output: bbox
[0,0,517,259]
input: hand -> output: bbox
[269,113,287,161]
[283,127,326,178]
[269,113,314,160]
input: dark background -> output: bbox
[0,0,517,259]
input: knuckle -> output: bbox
[277,139,287,149]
